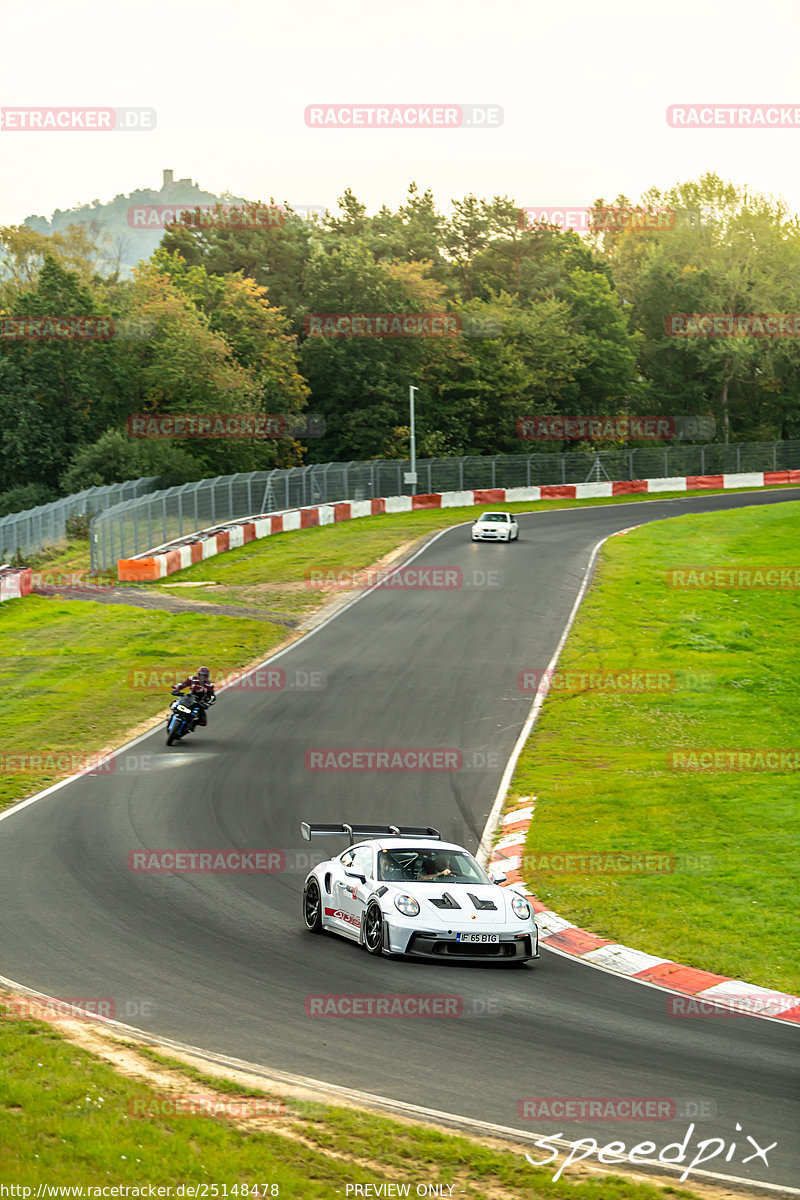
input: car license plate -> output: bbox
[456,933,499,943]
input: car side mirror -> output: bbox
[345,871,367,884]
[491,871,507,885]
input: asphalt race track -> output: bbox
[1,490,798,1192]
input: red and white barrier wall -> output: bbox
[116,469,800,582]
[0,567,31,604]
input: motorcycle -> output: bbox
[165,689,212,746]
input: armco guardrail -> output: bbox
[0,477,160,562]
[116,469,800,582]
[90,440,800,572]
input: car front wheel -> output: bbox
[303,878,323,933]
[363,902,385,955]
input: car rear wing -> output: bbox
[301,822,440,846]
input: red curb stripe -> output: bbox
[300,508,320,529]
[775,1004,800,1023]
[543,927,614,955]
[242,523,256,543]
[270,515,284,534]
[473,489,506,504]
[632,962,730,992]
[411,493,442,509]
[333,502,351,521]
[370,498,386,514]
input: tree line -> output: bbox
[1,171,799,515]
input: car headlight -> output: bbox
[394,893,420,917]
[511,894,531,920]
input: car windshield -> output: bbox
[481,513,507,522]
[377,847,491,885]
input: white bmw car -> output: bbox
[471,511,519,542]
[300,822,539,963]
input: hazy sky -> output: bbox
[2,0,800,225]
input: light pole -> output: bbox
[405,385,419,494]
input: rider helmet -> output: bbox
[196,666,211,682]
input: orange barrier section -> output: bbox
[118,558,160,582]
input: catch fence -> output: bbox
[88,440,800,571]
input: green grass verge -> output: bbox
[0,1010,704,1198]
[507,501,800,992]
[0,597,284,810]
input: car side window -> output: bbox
[340,849,356,868]
[351,847,373,878]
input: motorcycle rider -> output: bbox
[171,666,216,727]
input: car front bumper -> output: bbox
[472,529,510,541]
[386,920,538,961]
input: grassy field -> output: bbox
[506,501,800,992]
[0,1005,707,1199]
[0,597,284,809]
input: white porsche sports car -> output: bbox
[471,511,519,542]
[300,822,539,963]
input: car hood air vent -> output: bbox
[468,892,497,911]
[429,892,461,910]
